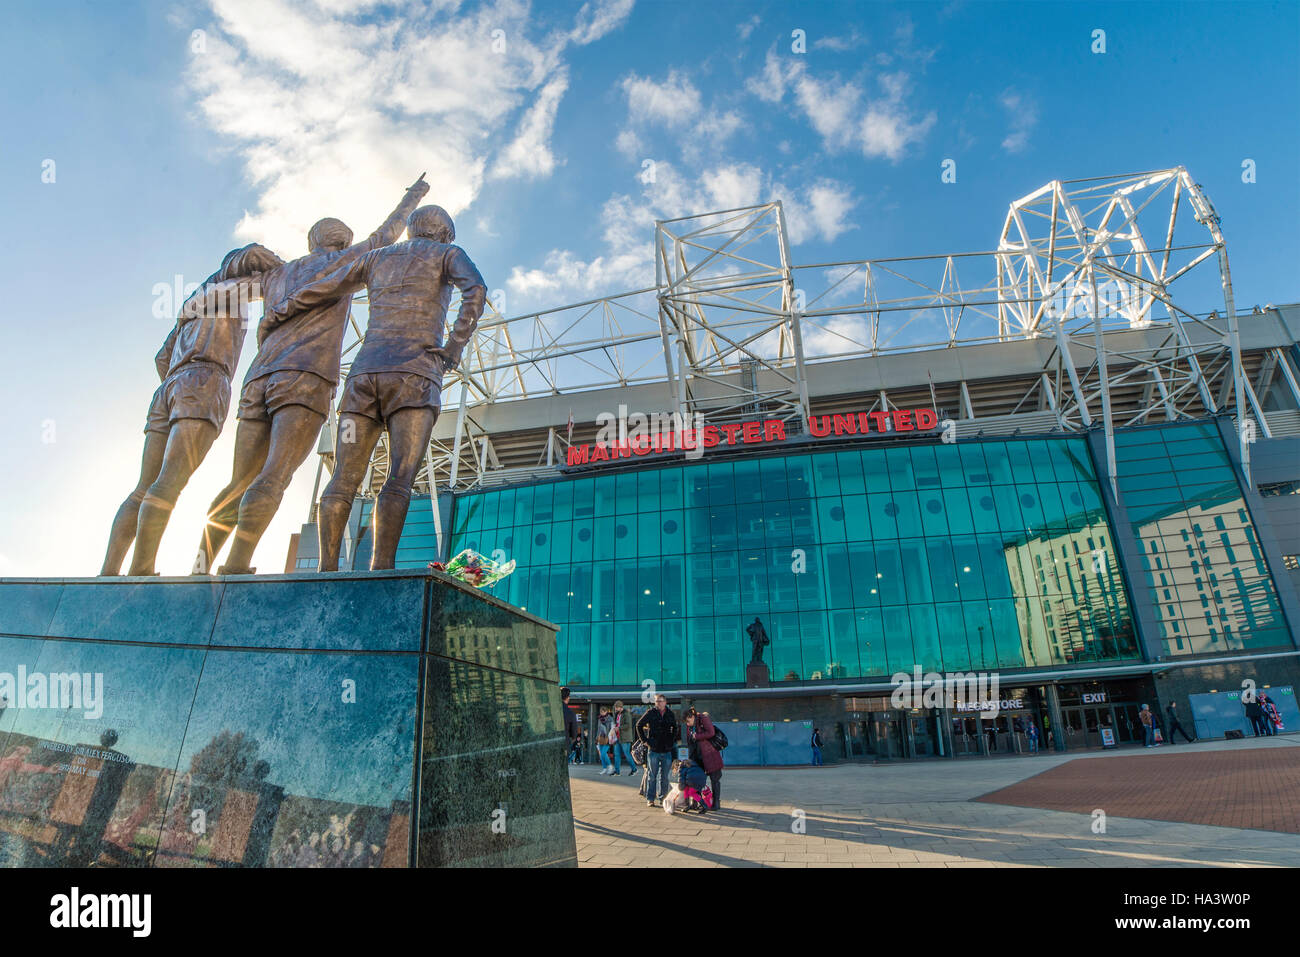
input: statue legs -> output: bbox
[101,431,168,575]
[128,419,219,575]
[196,418,270,573]
[370,406,437,570]
[222,405,324,573]
[317,412,383,572]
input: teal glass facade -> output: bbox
[1112,421,1291,655]
[443,436,1141,688]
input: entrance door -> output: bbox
[951,716,981,755]
[1062,707,1086,749]
[1096,707,1117,747]
[842,720,871,759]
[868,712,904,759]
[1063,706,1117,749]
[1114,704,1141,745]
[1082,706,1101,747]
[907,712,940,757]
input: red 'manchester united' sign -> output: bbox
[566,408,939,467]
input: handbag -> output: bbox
[597,733,608,746]
[631,739,648,767]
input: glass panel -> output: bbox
[759,457,789,502]
[688,619,716,684]
[615,472,639,514]
[636,469,660,510]
[636,511,660,558]
[861,450,889,494]
[983,443,1013,485]
[732,459,763,504]
[707,462,734,508]
[532,483,554,522]
[593,476,618,517]
[855,608,887,676]
[551,481,573,522]
[812,453,841,497]
[817,496,847,544]
[786,457,813,502]
[836,451,866,495]
[571,479,595,519]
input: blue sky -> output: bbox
[1,0,1297,577]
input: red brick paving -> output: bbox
[975,748,1300,834]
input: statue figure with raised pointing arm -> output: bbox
[267,203,486,571]
[195,173,430,575]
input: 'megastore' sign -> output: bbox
[566,408,939,467]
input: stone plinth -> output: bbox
[0,570,576,868]
[745,662,770,688]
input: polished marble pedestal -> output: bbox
[0,570,576,868]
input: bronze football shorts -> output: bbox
[337,372,439,424]
[237,370,335,422]
[144,364,231,434]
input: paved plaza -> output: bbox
[570,735,1300,867]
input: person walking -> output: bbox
[1139,704,1156,747]
[1260,694,1281,735]
[810,727,824,766]
[1244,696,1267,737]
[634,694,679,807]
[561,687,581,765]
[609,700,636,775]
[596,705,614,773]
[1026,719,1040,754]
[1164,701,1195,744]
[685,709,725,810]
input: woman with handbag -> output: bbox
[684,708,725,811]
[596,705,614,773]
[608,700,636,775]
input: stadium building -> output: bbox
[288,169,1300,764]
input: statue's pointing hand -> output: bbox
[409,172,430,198]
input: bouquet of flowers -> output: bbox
[441,548,516,588]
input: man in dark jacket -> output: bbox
[635,695,678,807]
[561,687,580,764]
[1164,701,1195,744]
[1244,697,1266,737]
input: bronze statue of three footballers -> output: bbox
[101,173,486,575]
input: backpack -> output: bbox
[710,725,728,751]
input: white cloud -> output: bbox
[622,70,702,127]
[749,50,935,162]
[491,71,570,180]
[619,70,744,163]
[801,314,873,356]
[999,88,1039,154]
[783,179,859,245]
[614,127,644,159]
[737,15,762,41]
[506,162,858,309]
[570,0,636,45]
[746,49,793,103]
[792,69,863,151]
[187,0,634,254]
[813,30,867,51]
